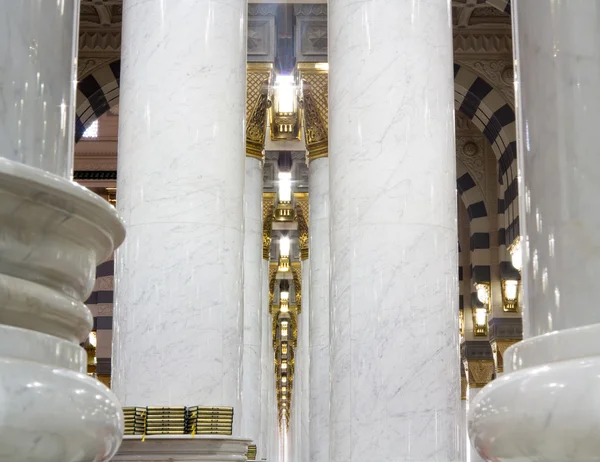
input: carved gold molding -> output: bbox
[246,63,273,160]
[298,63,328,162]
[463,358,494,389]
[291,261,302,312]
[263,193,277,260]
[461,375,468,401]
[294,192,309,260]
[491,339,519,374]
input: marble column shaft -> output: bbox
[469,2,600,461]
[329,1,459,461]
[112,0,247,428]
[242,157,264,443]
[0,0,79,177]
[259,259,272,459]
[308,158,330,462]
[0,2,125,461]
[300,259,310,462]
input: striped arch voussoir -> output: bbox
[75,60,121,142]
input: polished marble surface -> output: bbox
[308,157,330,462]
[112,0,247,421]
[0,1,79,177]
[0,159,125,462]
[328,0,459,460]
[241,157,264,443]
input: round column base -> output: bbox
[468,323,600,461]
[113,436,252,461]
[0,158,125,462]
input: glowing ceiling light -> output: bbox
[474,308,487,327]
[280,290,289,301]
[279,236,290,257]
[88,331,97,348]
[475,283,490,305]
[509,238,523,272]
[275,75,295,114]
[278,171,292,202]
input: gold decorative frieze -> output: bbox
[294,193,309,260]
[463,359,495,389]
[246,63,273,160]
[298,63,328,161]
[491,339,519,374]
[263,193,277,260]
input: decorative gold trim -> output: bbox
[291,261,302,312]
[491,339,519,374]
[463,358,494,389]
[461,375,468,401]
[246,63,273,160]
[298,63,328,162]
[294,193,309,260]
[263,193,277,260]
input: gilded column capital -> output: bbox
[246,63,273,160]
[294,192,309,260]
[263,193,277,260]
[463,358,495,389]
[298,63,328,162]
[491,339,520,374]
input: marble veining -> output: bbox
[0,1,79,178]
[241,157,264,443]
[112,0,247,430]
[329,0,459,460]
[308,157,330,462]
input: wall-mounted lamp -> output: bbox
[501,279,519,312]
[508,237,522,272]
[270,75,300,141]
[275,171,294,221]
[475,282,491,308]
[473,307,488,336]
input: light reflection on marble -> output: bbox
[469,2,600,461]
[329,0,459,460]
[259,260,273,460]
[308,157,330,462]
[0,0,79,177]
[241,157,264,443]
[112,0,247,431]
[0,159,125,462]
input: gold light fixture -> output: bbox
[502,279,519,312]
[508,236,522,272]
[473,308,488,337]
[475,282,491,309]
[270,75,300,141]
[459,309,465,338]
[282,376,287,384]
[275,171,295,221]
[278,236,291,272]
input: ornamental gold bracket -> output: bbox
[463,358,495,389]
[294,193,309,260]
[246,63,273,160]
[298,63,328,162]
[263,193,277,260]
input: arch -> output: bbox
[75,60,121,142]
[74,60,520,248]
[453,63,519,249]
[456,160,491,288]
[485,0,511,14]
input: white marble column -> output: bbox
[242,156,264,449]
[329,1,459,461]
[466,388,484,462]
[469,1,600,460]
[299,260,310,462]
[308,157,330,462]
[0,2,125,461]
[112,0,249,459]
[259,261,272,459]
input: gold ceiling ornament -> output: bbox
[246,63,273,160]
[269,73,301,141]
[298,63,328,162]
[294,193,309,260]
[463,358,495,389]
[263,193,277,260]
[268,261,278,304]
[491,339,520,374]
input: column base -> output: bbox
[469,323,600,461]
[113,436,252,461]
[0,158,125,462]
